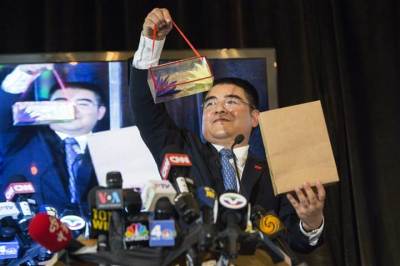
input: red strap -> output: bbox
[52,69,72,101]
[151,24,158,57]
[151,20,201,58]
[52,69,66,91]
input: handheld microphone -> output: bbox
[149,197,177,247]
[0,202,20,220]
[96,172,124,211]
[251,205,284,238]
[0,225,19,260]
[123,189,147,248]
[196,187,218,252]
[88,186,112,239]
[153,197,175,220]
[60,210,87,239]
[159,146,200,225]
[124,189,142,216]
[251,205,298,265]
[28,213,75,253]
[160,148,192,194]
[217,191,250,260]
[196,186,218,225]
[103,171,125,252]
[141,180,176,211]
[4,175,35,202]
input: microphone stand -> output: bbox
[230,134,244,193]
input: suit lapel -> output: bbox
[203,143,225,193]
[32,131,69,200]
[76,150,94,194]
[240,155,265,201]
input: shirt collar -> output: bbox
[55,131,89,152]
[212,143,249,169]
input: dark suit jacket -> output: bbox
[0,89,97,216]
[130,67,322,253]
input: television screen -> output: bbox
[0,52,132,216]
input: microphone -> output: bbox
[3,177,38,250]
[153,197,175,220]
[3,176,37,229]
[96,172,124,210]
[159,146,200,225]
[28,213,80,253]
[160,148,192,194]
[60,210,87,239]
[230,134,244,193]
[0,225,19,260]
[196,186,218,224]
[251,205,298,265]
[149,197,177,247]
[123,189,149,249]
[103,171,125,252]
[0,202,20,220]
[124,189,142,216]
[141,180,176,211]
[4,176,35,202]
[196,186,218,252]
[87,186,112,239]
[251,205,284,238]
[217,191,250,260]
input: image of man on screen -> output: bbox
[130,8,326,256]
[0,64,106,219]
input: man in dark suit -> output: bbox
[0,64,106,218]
[131,8,326,254]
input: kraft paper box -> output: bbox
[259,101,339,195]
[148,56,214,103]
[12,101,75,126]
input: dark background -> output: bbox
[1,0,399,265]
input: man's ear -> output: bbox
[97,106,106,120]
[251,109,260,128]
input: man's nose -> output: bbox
[214,100,227,112]
[73,105,80,116]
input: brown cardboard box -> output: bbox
[259,100,339,195]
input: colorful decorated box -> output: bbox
[12,101,75,125]
[147,56,213,103]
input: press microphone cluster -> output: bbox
[87,171,180,254]
[0,176,57,264]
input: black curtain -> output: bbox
[1,0,400,265]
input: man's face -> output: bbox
[202,84,259,147]
[49,88,106,136]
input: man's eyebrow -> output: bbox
[204,95,217,102]
[224,94,242,99]
[51,97,96,103]
[51,97,68,101]
[75,98,96,103]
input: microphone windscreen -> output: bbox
[124,189,142,215]
[234,134,245,145]
[106,171,123,188]
[28,213,72,252]
[196,187,216,208]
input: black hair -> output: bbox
[206,77,259,109]
[49,82,105,106]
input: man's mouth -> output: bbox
[213,117,231,123]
